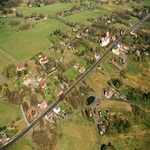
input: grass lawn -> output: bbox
[0,51,18,73]
[0,18,70,62]
[0,100,22,127]
[55,113,100,150]
[9,135,34,150]
[17,3,78,17]
[65,67,80,79]
[65,9,109,25]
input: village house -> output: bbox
[73,65,78,70]
[23,78,35,86]
[100,32,110,47]
[94,53,100,60]
[0,132,10,144]
[37,76,43,82]
[17,64,25,71]
[76,34,81,38]
[38,100,47,110]
[67,32,71,38]
[135,50,140,56]
[72,28,78,32]
[11,8,16,11]
[39,54,49,64]
[98,64,104,70]
[28,2,33,8]
[79,66,86,73]
[118,51,128,64]
[112,44,120,55]
[27,109,37,119]
[81,109,87,117]
[59,41,66,46]
[39,81,47,88]
[45,111,53,120]
[130,31,138,38]
[91,53,100,60]
[99,124,106,135]
[32,70,38,75]
[104,89,113,99]
[56,88,63,96]
[53,104,61,114]
[112,35,116,41]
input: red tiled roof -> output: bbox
[31,110,36,117]
[40,81,46,88]
[104,36,109,41]
[38,101,47,110]
[41,57,48,63]
[17,64,24,71]
[106,89,110,95]
[0,135,7,143]
[42,54,46,59]
[40,55,49,64]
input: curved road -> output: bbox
[1,13,149,150]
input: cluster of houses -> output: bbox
[26,99,67,124]
[45,104,67,123]
[81,102,109,135]
[104,88,126,100]
[92,102,108,135]
[111,42,130,70]
[17,53,51,89]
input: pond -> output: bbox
[86,96,95,105]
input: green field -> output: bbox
[17,3,78,17]
[0,100,22,127]
[0,51,18,73]
[55,113,100,150]
[9,135,34,150]
[0,18,70,61]
[65,9,109,24]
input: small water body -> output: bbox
[87,96,95,105]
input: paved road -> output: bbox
[1,13,149,150]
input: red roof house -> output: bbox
[105,89,113,99]
[40,81,47,88]
[40,54,49,64]
[38,100,47,110]
[17,64,24,71]
[27,109,37,118]
[0,135,7,144]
